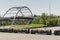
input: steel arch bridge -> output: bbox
[0,6,34,25]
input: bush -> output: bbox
[46,18,58,26]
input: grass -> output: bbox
[0,24,46,29]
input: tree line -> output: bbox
[28,13,60,27]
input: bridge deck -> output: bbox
[0,16,34,21]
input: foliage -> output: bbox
[57,18,60,26]
[29,13,60,27]
[41,13,47,24]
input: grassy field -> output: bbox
[0,24,46,29]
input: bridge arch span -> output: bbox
[3,6,33,18]
[2,6,34,25]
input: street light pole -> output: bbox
[49,0,51,14]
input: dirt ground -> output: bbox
[0,32,59,40]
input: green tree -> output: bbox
[41,13,47,25]
[57,18,60,26]
[46,14,58,26]
[34,14,37,17]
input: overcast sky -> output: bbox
[0,0,60,16]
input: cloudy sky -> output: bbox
[0,0,60,16]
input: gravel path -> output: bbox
[0,32,60,40]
